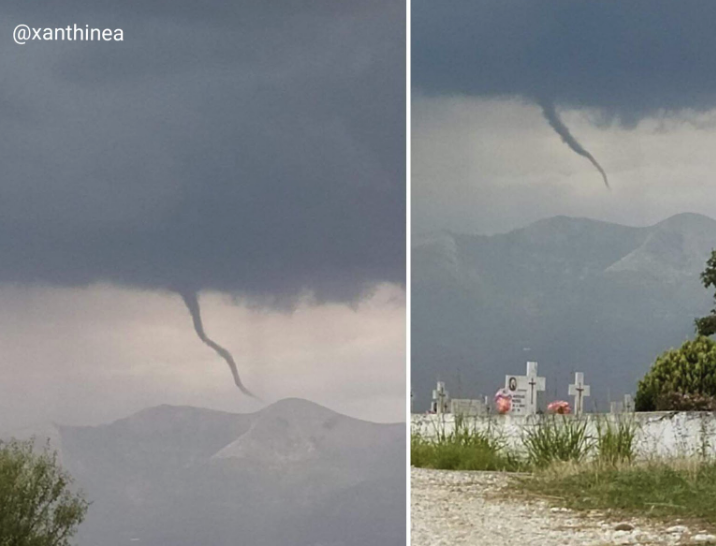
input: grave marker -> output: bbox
[568,372,591,415]
[431,381,449,414]
[505,361,545,415]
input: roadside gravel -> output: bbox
[411,467,716,546]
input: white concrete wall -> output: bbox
[411,412,716,459]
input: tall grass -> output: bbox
[516,417,714,528]
[414,414,639,469]
[411,415,522,472]
[595,416,638,465]
[522,415,593,468]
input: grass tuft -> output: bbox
[516,459,716,526]
[411,415,523,472]
[595,416,638,466]
[522,415,593,468]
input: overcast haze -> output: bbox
[413,1,716,236]
[1,1,405,428]
[414,96,716,235]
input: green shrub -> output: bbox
[0,439,89,546]
[635,336,716,411]
[695,249,716,337]
[522,416,593,468]
[656,392,716,412]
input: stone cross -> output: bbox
[568,372,591,415]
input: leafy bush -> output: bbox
[635,336,716,411]
[656,392,716,412]
[695,249,716,337]
[522,416,593,468]
[0,439,89,546]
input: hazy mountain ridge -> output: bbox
[7,399,405,546]
[412,213,716,410]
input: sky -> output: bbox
[413,1,716,236]
[0,1,405,428]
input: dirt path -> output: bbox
[411,467,715,546]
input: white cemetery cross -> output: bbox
[432,381,449,415]
[568,372,591,416]
[525,362,546,414]
[623,394,634,413]
[505,361,546,415]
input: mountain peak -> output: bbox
[211,399,381,464]
[112,404,239,430]
[525,215,621,232]
[263,397,332,412]
[653,212,716,233]
[604,212,716,281]
[257,398,358,422]
[520,212,716,237]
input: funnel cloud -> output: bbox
[180,291,258,400]
[538,99,609,189]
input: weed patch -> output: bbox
[515,460,716,526]
[595,417,638,466]
[411,416,523,472]
[522,416,593,468]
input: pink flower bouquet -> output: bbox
[494,388,512,414]
[547,400,571,414]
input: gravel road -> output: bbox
[411,467,715,546]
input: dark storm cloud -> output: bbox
[0,0,405,303]
[413,0,716,124]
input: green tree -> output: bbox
[696,250,716,337]
[0,439,88,546]
[635,336,716,411]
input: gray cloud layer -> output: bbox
[413,0,716,124]
[1,1,405,303]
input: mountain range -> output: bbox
[8,399,405,546]
[412,212,716,411]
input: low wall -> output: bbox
[411,412,716,459]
